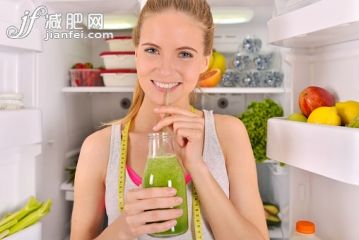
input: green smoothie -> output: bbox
[143,154,188,237]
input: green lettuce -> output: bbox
[239,98,283,162]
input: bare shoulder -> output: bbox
[212,114,249,160]
[213,114,247,139]
[79,121,122,180]
[81,125,112,155]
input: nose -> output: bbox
[158,54,175,77]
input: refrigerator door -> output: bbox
[267,0,359,239]
[0,109,42,239]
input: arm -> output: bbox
[70,127,184,240]
[188,115,269,240]
[152,107,269,239]
[70,128,110,240]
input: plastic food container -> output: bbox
[100,51,136,69]
[106,36,135,51]
[100,69,137,87]
[69,69,104,87]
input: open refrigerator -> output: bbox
[0,0,358,239]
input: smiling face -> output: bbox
[135,9,210,107]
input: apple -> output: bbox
[287,112,307,122]
[299,86,335,117]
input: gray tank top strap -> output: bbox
[202,110,224,160]
[202,109,229,197]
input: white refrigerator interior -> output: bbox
[0,0,358,239]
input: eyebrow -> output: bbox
[141,42,198,53]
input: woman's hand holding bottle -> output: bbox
[109,187,183,239]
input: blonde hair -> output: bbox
[121,0,214,125]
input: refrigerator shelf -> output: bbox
[268,226,284,239]
[61,182,74,201]
[4,222,42,240]
[61,87,285,94]
[267,117,359,186]
[268,0,359,48]
[262,159,289,176]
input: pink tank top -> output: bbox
[126,164,192,186]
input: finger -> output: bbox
[132,219,177,236]
[135,208,183,225]
[124,196,183,215]
[153,116,201,131]
[126,187,176,202]
[176,128,203,143]
[154,106,197,117]
[176,134,186,148]
[172,122,203,134]
[171,122,202,147]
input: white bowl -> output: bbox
[106,36,135,51]
[100,51,136,69]
[100,69,137,87]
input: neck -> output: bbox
[131,95,192,134]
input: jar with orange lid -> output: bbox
[290,220,322,240]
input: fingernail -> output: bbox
[176,209,183,215]
[176,197,183,204]
[169,220,177,227]
[152,125,157,130]
[169,188,176,194]
[154,108,159,111]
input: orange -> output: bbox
[199,68,221,87]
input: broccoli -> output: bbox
[239,98,283,162]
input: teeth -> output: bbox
[153,81,180,89]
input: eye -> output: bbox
[144,47,159,55]
[179,51,193,58]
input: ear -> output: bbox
[200,54,211,74]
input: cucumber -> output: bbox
[263,202,280,216]
[266,214,281,227]
[263,202,281,227]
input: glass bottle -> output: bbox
[143,131,188,237]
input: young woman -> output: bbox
[71,0,269,239]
